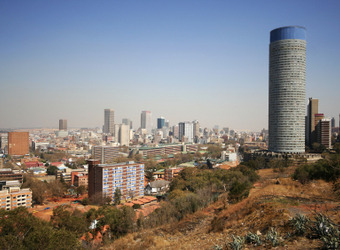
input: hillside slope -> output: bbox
[105,167,339,249]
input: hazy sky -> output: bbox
[1,1,339,131]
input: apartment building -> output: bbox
[138,143,198,158]
[88,160,144,201]
[92,146,126,164]
[0,187,32,210]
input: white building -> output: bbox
[179,122,194,143]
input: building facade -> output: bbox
[8,132,29,156]
[103,109,115,134]
[141,111,152,134]
[92,146,125,164]
[88,160,144,201]
[0,187,32,210]
[157,117,165,129]
[306,98,319,146]
[178,122,194,143]
[316,118,331,149]
[268,26,306,153]
[122,118,133,129]
[59,119,67,131]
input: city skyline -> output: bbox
[1,1,339,131]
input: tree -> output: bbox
[49,180,65,198]
[47,165,58,175]
[114,188,122,205]
[76,185,86,197]
[22,175,48,204]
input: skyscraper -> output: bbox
[157,117,165,129]
[141,111,152,134]
[122,118,133,129]
[306,98,319,146]
[193,120,200,143]
[268,26,306,153]
[59,119,67,131]
[103,109,114,134]
[316,118,331,149]
[178,122,194,143]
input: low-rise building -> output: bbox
[164,167,182,181]
[73,173,88,187]
[0,169,23,183]
[0,187,32,210]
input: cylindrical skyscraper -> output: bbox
[269,26,306,153]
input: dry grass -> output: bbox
[105,167,340,250]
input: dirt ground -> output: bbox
[106,167,340,250]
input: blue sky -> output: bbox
[1,0,339,131]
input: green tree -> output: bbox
[47,165,58,175]
[114,188,122,205]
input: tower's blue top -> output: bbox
[270,26,306,43]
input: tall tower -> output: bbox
[178,122,194,143]
[306,98,319,146]
[59,119,67,131]
[157,117,165,129]
[103,109,114,134]
[268,26,306,153]
[141,111,152,134]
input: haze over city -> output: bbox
[1,1,339,130]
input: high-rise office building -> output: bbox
[59,119,67,131]
[178,122,194,143]
[141,111,152,134]
[331,117,335,130]
[316,118,331,149]
[8,132,29,156]
[122,118,133,130]
[157,117,165,129]
[306,98,319,146]
[114,124,130,146]
[268,26,306,153]
[193,120,200,143]
[164,120,170,128]
[103,109,114,134]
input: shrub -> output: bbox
[228,181,250,202]
[290,214,310,236]
[310,213,340,249]
[265,227,279,247]
[228,235,244,250]
[245,232,262,246]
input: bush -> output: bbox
[310,213,340,249]
[228,181,250,202]
[133,204,141,209]
[265,227,280,247]
[245,232,262,246]
[290,214,310,236]
[228,235,244,250]
[293,158,340,183]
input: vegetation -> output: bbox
[0,207,81,249]
[289,214,310,236]
[114,187,122,205]
[143,166,258,229]
[228,235,244,250]
[22,175,66,204]
[293,155,340,183]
